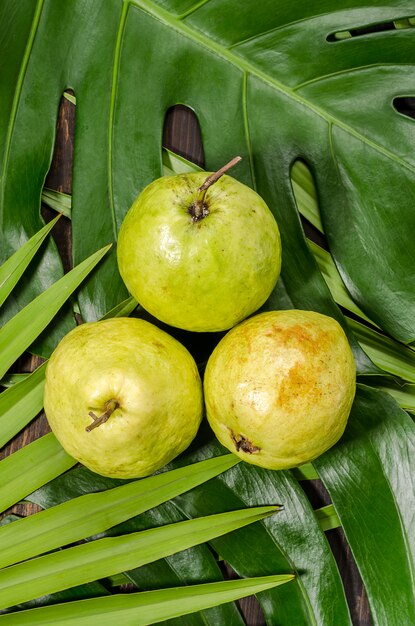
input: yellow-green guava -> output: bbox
[204,310,356,469]
[117,166,281,332]
[44,317,203,478]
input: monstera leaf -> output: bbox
[1,0,414,354]
[1,2,415,625]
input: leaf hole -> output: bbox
[163,105,204,168]
[393,97,415,120]
[290,159,326,248]
[41,90,76,275]
[327,16,415,42]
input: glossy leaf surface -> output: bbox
[0,576,294,626]
[1,0,412,355]
[169,444,352,626]
[347,318,415,383]
[26,467,246,626]
[314,385,415,625]
[1,2,414,624]
[119,503,246,626]
[0,455,239,568]
[26,451,349,626]
[0,507,277,609]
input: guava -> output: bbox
[117,157,281,332]
[44,317,203,478]
[204,310,356,469]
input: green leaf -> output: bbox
[26,467,247,626]
[314,385,415,625]
[26,431,351,626]
[41,189,71,219]
[0,506,278,609]
[347,317,415,383]
[0,373,30,388]
[0,216,60,308]
[314,504,341,532]
[168,439,352,626]
[1,581,110,618]
[0,433,75,514]
[0,455,239,568]
[33,149,203,221]
[290,160,323,233]
[308,240,375,326]
[62,91,76,105]
[162,148,203,175]
[0,575,294,625]
[118,503,246,626]
[100,295,138,319]
[0,244,110,380]
[306,239,415,381]
[0,515,22,527]
[106,572,129,587]
[369,377,415,413]
[1,1,400,365]
[291,462,319,481]
[0,362,46,449]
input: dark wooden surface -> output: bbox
[0,97,373,626]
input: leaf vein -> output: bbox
[178,0,213,20]
[129,0,415,176]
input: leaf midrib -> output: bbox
[129,0,415,175]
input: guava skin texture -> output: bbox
[44,318,203,478]
[204,310,356,469]
[117,172,281,332]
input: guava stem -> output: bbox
[193,155,242,219]
[86,400,119,432]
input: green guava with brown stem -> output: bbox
[117,157,281,332]
[44,317,203,478]
[204,309,356,469]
